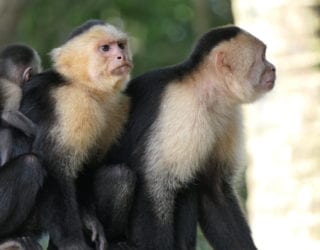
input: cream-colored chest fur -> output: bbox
[145,84,242,193]
[51,84,128,176]
[145,82,240,189]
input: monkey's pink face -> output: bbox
[214,33,276,103]
[258,62,276,92]
[98,40,133,78]
[225,35,276,103]
[248,45,276,94]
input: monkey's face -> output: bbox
[86,26,133,91]
[252,57,276,92]
[51,24,133,92]
[244,37,276,95]
[213,32,276,103]
[94,40,133,78]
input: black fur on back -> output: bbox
[21,70,65,124]
[20,70,66,160]
[66,19,106,41]
[22,70,63,121]
[127,25,241,93]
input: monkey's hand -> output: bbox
[83,212,108,250]
[0,237,42,250]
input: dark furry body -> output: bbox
[0,71,94,249]
[100,71,255,250]
[97,26,257,250]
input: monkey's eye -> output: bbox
[118,42,125,50]
[100,45,110,52]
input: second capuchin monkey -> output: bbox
[100,26,276,249]
[0,20,132,250]
[0,44,42,166]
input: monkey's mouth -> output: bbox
[265,80,275,90]
[112,63,133,75]
[263,73,276,90]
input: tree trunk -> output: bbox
[233,0,320,249]
[0,0,28,46]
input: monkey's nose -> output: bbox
[116,51,126,60]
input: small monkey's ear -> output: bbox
[22,67,33,84]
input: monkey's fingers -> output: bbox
[0,237,42,250]
[90,224,98,242]
[96,234,108,250]
[83,212,108,250]
[90,222,108,250]
[0,240,20,250]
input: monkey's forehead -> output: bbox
[64,24,128,48]
[86,24,128,42]
[234,32,266,50]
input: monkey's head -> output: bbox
[190,26,276,104]
[51,20,133,92]
[0,44,42,85]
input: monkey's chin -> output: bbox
[265,80,275,90]
[256,80,275,92]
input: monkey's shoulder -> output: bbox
[23,70,66,104]
[126,64,188,100]
[23,70,66,94]
[21,70,66,123]
[119,66,186,153]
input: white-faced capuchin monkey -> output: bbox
[0,20,132,250]
[0,44,42,166]
[99,25,276,250]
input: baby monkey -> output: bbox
[0,44,42,166]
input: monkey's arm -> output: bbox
[174,186,198,249]
[39,174,91,250]
[125,176,176,250]
[0,154,45,236]
[77,170,108,250]
[198,168,257,250]
[1,110,36,137]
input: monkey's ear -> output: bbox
[214,51,230,73]
[22,67,33,84]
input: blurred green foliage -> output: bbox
[16,0,233,77]
[15,1,234,249]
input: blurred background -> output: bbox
[1,0,319,249]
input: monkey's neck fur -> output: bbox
[50,76,129,177]
[145,68,243,189]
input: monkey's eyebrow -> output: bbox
[102,38,127,45]
[114,39,127,44]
